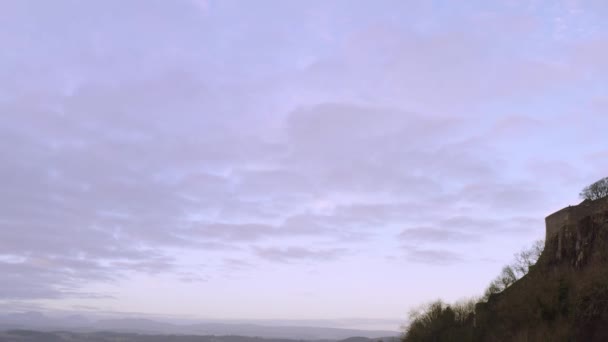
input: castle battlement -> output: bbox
[545,196,608,240]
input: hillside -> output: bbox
[474,196,608,341]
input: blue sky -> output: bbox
[1,0,607,330]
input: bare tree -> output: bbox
[513,239,544,277]
[402,300,473,342]
[482,240,544,301]
[452,297,478,325]
[499,265,517,288]
[483,281,502,300]
[580,176,608,200]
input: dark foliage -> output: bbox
[401,300,474,342]
[580,176,608,200]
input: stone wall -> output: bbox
[545,196,608,241]
[474,196,608,341]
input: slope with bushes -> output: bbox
[402,193,608,342]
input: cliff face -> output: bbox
[475,196,608,342]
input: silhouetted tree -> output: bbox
[512,240,544,277]
[451,298,477,325]
[402,240,547,340]
[402,299,475,342]
[580,176,608,200]
[482,240,544,301]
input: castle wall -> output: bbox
[545,207,572,239]
[545,197,608,240]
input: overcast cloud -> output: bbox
[1,0,607,328]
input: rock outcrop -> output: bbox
[475,196,608,342]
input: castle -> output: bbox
[545,195,608,240]
[474,195,608,340]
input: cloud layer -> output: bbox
[1,0,607,324]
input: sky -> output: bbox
[1,0,608,331]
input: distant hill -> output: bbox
[0,313,398,340]
[0,331,400,342]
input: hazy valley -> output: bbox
[0,312,398,341]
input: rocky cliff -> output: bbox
[475,196,608,341]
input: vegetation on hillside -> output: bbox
[482,240,544,301]
[401,240,543,342]
[402,177,608,341]
[402,299,476,342]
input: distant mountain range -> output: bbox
[0,331,400,342]
[0,312,399,340]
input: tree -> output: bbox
[512,239,544,277]
[403,301,448,341]
[483,281,502,301]
[580,177,608,201]
[498,265,517,288]
[482,240,544,301]
[402,299,475,342]
[451,298,478,325]
[482,267,517,301]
